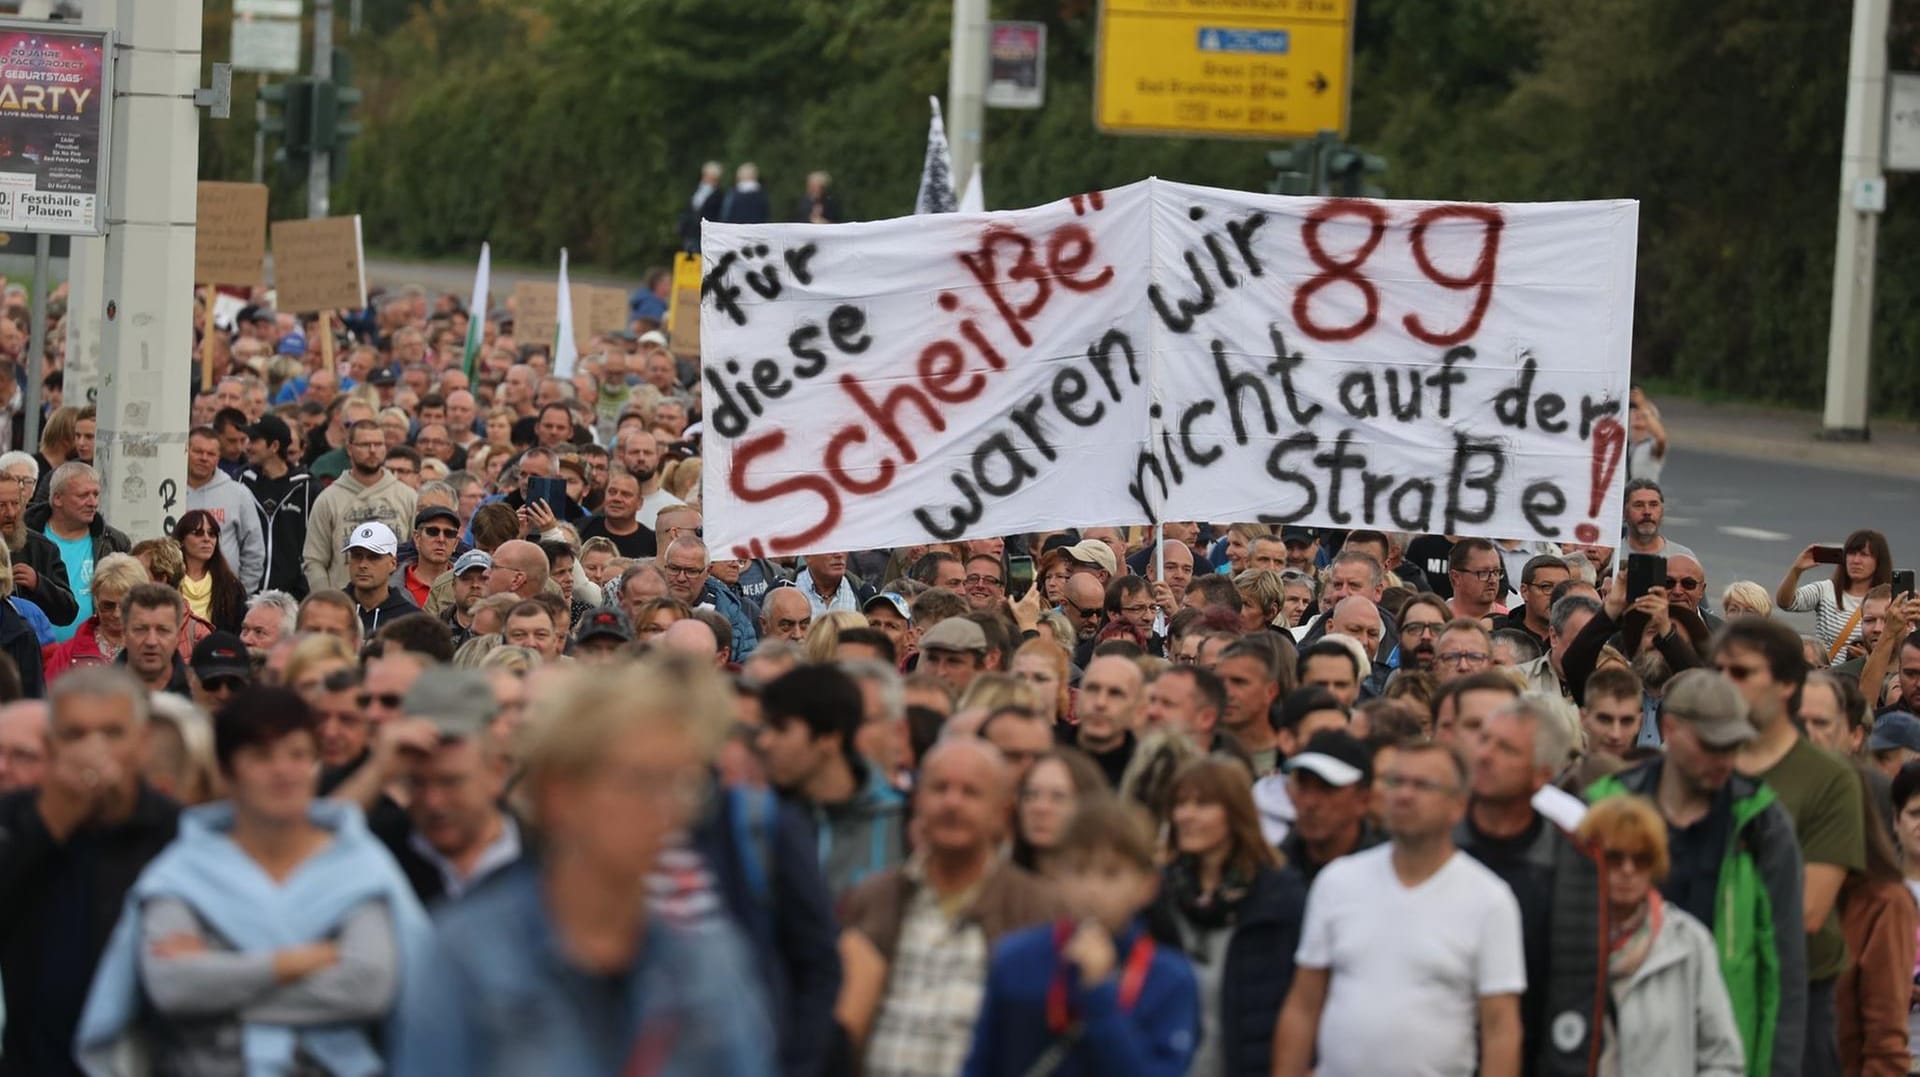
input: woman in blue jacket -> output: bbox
[1145,757,1307,1077]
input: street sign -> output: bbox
[1887,72,1920,172]
[235,0,304,16]
[986,21,1045,110]
[232,16,301,74]
[0,20,112,236]
[1095,0,1352,140]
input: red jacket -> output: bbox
[42,616,112,683]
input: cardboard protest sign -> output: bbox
[512,281,608,351]
[195,182,268,285]
[270,215,366,312]
[700,181,1636,559]
[587,286,629,338]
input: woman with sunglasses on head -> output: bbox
[1777,528,1894,654]
[172,509,247,633]
[1145,756,1306,1077]
[1575,795,1744,1075]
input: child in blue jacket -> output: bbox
[964,798,1199,1076]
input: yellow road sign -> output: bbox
[1096,0,1353,140]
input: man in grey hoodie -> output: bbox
[184,426,265,591]
[303,420,418,593]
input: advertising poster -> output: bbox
[986,21,1045,109]
[0,22,110,235]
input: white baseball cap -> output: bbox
[343,521,398,557]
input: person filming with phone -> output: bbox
[1777,529,1894,656]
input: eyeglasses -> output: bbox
[665,564,705,578]
[1456,568,1502,582]
[664,525,704,538]
[965,574,1003,588]
[1403,622,1443,637]
[418,527,459,540]
[1438,650,1491,666]
[357,692,406,710]
[1603,848,1655,872]
[1665,576,1702,591]
[1379,773,1457,795]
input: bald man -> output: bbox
[762,587,813,645]
[1063,572,1107,666]
[483,539,549,600]
[1075,654,1146,787]
[1326,596,1386,665]
[842,737,1064,1075]
[661,617,722,665]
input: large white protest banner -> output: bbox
[701,181,1636,560]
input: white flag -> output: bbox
[553,247,578,378]
[914,96,957,215]
[461,242,490,378]
[959,162,985,213]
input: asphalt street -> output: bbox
[1659,447,1920,624]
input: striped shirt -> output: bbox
[1787,579,1866,651]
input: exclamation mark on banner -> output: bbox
[1574,417,1627,544]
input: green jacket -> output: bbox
[1587,762,1806,1076]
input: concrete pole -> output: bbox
[253,74,268,184]
[947,0,987,199]
[96,0,200,542]
[62,0,113,409]
[22,235,48,450]
[308,0,332,219]
[1820,0,1890,440]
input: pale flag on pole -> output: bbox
[914,96,958,215]
[553,247,579,378]
[460,241,490,379]
[958,161,985,213]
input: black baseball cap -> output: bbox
[369,364,401,386]
[414,505,460,530]
[246,414,292,449]
[572,608,633,645]
[191,632,253,681]
[1281,526,1317,546]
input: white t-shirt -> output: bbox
[637,487,686,531]
[1297,844,1527,1077]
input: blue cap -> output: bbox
[276,332,307,357]
[1869,711,1920,753]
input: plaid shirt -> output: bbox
[862,871,990,1077]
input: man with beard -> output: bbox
[615,427,683,530]
[0,474,75,627]
[441,551,490,646]
[1622,478,1696,560]
[1366,593,1448,696]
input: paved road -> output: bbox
[1661,447,1920,621]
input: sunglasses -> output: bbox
[1603,848,1655,871]
[417,527,459,540]
[201,675,248,693]
[356,692,406,710]
[1665,576,1702,590]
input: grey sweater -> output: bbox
[137,896,397,1076]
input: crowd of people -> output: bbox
[0,270,1910,1076]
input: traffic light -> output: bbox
[259,78,315,179]
[311,48,362,184]
[1266,145,1316,196]
[1265,134,1387,198]
[1326,148,1388,198]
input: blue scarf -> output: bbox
[76,799,431,1076]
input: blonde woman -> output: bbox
[1720,581,1775,619]
[283,632,357,699]
[43,553,150,682]
[803,609,868,663]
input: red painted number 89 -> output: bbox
[1292,200,1505,347]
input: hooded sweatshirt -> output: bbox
[811,758,907,900]
[185,470,266,592]
[303,469,417,593]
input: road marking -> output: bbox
[1665,516,1700,527]
[1719,526,1791,542]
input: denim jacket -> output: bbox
[391,863,776,1077]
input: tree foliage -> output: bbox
[200,0,1920,413]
